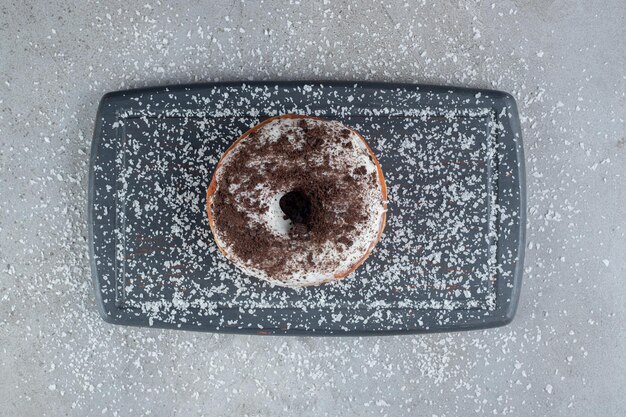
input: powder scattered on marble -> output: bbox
[0,2,623,416]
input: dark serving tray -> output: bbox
[88,81,525,335]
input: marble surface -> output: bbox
[0,1,624,416]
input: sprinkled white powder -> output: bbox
[0,2,623,417]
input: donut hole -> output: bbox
[279,191,311,225]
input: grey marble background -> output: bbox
[0,1,624,416]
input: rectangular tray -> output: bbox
[88,81,525,335]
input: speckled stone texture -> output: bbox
[0,1,624,416]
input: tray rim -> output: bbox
[88,80,526,335]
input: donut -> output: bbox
[206,115,387,288]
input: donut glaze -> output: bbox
[206,115,387,288]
